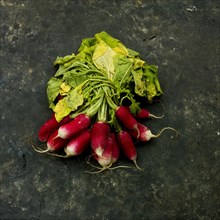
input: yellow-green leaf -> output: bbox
[59,82,71,96]
[92,41,116,78]
[54,99,72,122]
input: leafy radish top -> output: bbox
[46,31,163,124]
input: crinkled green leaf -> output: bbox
[54,86,84,122]
[77,38,97,62]
[131,69,147,96]
[63,71,88,88]
[112,54,133,87]
[127,48,140,58]
[129,101,140,115]
[54,65,65,77]
[47,77,62,109]
[65,86,84,111]
[95,31,120,48]
[143,65,163,101]
[54,53,75,66]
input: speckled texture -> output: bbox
[1,0,219,219]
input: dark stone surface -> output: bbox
[1,0,219,219]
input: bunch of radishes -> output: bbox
[36,99,176,171]
[34,32,177,172]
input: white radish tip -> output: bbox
[94,147,104,157]
[144,130,153,141]
[64,146,76,156]
[47,144,54,152]
[98,158,112,167]
[58,128,66,139]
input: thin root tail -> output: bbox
[133,160,144,171]
[149,112,164,119]
[46,152,69,158]
[153,127,178,138]
[31,143,49,154]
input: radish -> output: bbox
[47,130,67,152]
[46,130,68,152]
[110,133,120,164]
[117,130,142,170]
[136,108,164,119]
[94,134,113,167]
[33,130,67,154]
[58,113,91,139]
[91,121,110,156]
[64,130,91,157]
[38,114,70,142]
[88,133,133,172]
[129,123,178,142]
[115,106,138,130]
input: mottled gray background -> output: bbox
[0,0,219,219]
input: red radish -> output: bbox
[38,114,70,142]
[129,123,178,142]
[110,133,120,164]
[117,130,142,170]
[46,130,68,152]
[94,134,113,167]
[91,121,110,156]
[58,114,91,139]
[136,108,164,119]
[115,106,138,130]
[64,130,91,156]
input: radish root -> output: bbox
[31,142,50,154]
[85,155,113,173]
[135,125,140,139]
[46,152,69,158]
[85,154,142,173]
[153,127,178,138]
[133,160,144,171]
[153,99,166,112]
[109,165,133,170]
[151,99,166,118]
[85,163,113,174]
[149,112,164,119]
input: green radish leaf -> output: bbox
[143,65,163,102]
[47,77,62,109]
[54,86,84,122]
[63,71,88,88]
[54,65,66,77]
[129,101,140,115]
[54,53,75,66]
[65,86,84,111]
[131,69,147,97]
[112,54,133,88]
